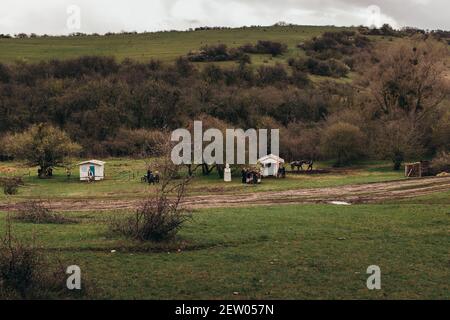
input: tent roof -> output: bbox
[258,154,285,164]
[78,160,106,166]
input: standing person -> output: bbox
[148,170,154,185]
[253,171,258,184]
[241,168,247,184]
[246,171,252,184]
[147,168,151,183]
[88,168,94,183]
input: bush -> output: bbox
[110,155,191,242]
[292,57,350,77]
[187,44,243,62]
[431,111,450,152]
[175,57,194,77]
[290,69,310,87]
[303,31,370,59]
[14,201,74,224]
[240,40,288,56]
[0,220,71,299]
[431,152,450,174]
[0,177,23,195]
[50,56,119,79]
[201,64,224,82]
[257,40,288,56]
[111,198,191,242]
[0,135,14,161]
[0,63,11,83]
[281,123,322,161]
[327,59,350,77]
[321,122,366,166]
[102,129,167,157]
[257,64,288,85]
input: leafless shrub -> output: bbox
[372,119,425,170]
[0,177,23,195]
[431,152,450,174]
[111,140,192,242]
[0,217,70,299]
[14,201,74,224]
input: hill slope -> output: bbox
[0,25,352,64]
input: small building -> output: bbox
[78,160,106,181]
[258,154,285,177]
[405,161,431,178]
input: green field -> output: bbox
[1,159,449,299]
[0,25,352,64]
[1,200,448,299]
[0,159,405,201]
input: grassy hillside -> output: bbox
[0,25,353,64]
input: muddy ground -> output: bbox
[1,176,449,212]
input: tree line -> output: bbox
[0,31,448,171]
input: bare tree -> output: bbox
[363,40,449,169]
[367,40,449,121]
[372,119,425,170]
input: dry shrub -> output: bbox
[0,218,71,299]
[372,119,425,170]
[280,123,322,161]
[111,196,191,242]
[0,177,23,195]
[14,201,74,224]
[102,128,168,157]
[257,64,288,85]
[240,40,288,56]
[111,141,192,242]
[431,152,450,174]
[366,40,448,116]
[431,109,450,152]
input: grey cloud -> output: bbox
[0,0,448,35]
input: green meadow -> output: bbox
[0,25,352,64]
[0,159,405,201]
[0,200,448,299]
[1,159,448,299]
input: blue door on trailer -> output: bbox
[89,165,95,178]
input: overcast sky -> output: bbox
[0,0,448,35]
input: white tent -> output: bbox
[258,154,285,177]
[78,160,106,181]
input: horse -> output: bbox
[290,160,314,172]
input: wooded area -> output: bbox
[0,30,448,168]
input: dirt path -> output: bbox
[1,176,449,212]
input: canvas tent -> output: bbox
[258,154,285,177]
[78,160,106,181]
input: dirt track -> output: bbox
[1,176,449,212]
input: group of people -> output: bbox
[144,169,160,185]
[241,168,262,185]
